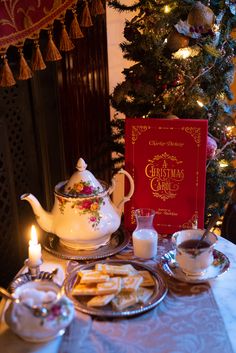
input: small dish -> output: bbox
[43,227,130,261]
[63,259,168,318]
[159,249,230,283]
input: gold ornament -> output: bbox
[172,46,201,59]
[160,112,179,119]
[165,114,179,119]
[166,29,189,52]
[187,1,215,33]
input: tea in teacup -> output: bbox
[172,229,217,276]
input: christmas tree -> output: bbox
[108,0,236,228]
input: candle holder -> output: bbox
[25,258,43,280]
[8,259,59,293]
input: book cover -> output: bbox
[124,118,208,234]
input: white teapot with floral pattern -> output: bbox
[21,158,134,250]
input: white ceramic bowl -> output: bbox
[5,280,74,342]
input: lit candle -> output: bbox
[28,225,42,266]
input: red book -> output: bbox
[124,118,208,234]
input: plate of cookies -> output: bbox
[63,260,168,317]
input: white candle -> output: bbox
[28,225,42,266]
[132,229,158,259]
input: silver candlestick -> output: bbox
[8,259,58,293]
[24,258,43,280]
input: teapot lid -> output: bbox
[64,158,104,196]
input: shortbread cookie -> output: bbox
[121,275,143,292]
[96,277,122,295]
[87,294,115,307]
[121,264,138,275]
[80,271,110,284]
[136,287,153,303]
[95,264,131,276]
[138,271,155,287]
[74,269,94,284]
[112,292,138,311]
[78,269,96,276]
[72,284,98,296]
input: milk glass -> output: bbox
[132,208,158,259]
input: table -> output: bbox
[0,234,236,353]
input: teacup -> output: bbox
[172,229,218,276]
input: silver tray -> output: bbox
[63,259,168,318]
[43,228,130,261]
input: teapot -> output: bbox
[21,158,134,250]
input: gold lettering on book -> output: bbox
[149,140,184,147]
[132,125,151,144]
[156,208,178,216]
[182,127,201,146]
[145,153,184,201]
[182,212,199,229]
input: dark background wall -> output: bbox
[0,12,111,287]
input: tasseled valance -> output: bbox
[0,0,105,87]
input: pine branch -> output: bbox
[107,0,141,11]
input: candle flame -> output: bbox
[31,225,38,245]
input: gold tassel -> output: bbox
[18,48,32,80]
[69,11,84,39]
[80,1,93,27]
[45,31,62,62]
[0,55,16,87]
[59,23,75,51]
[90,0,105,16]
[32,42,46,71]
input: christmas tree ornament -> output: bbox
[172,46,201,60]
[166,29,189,52]
[187,1,215,34]
[206,135,218,159]
[161,84,168,91]
[175,20,201,39]
[165,114,179,119]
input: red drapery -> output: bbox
[0,0,105,87]
[0,0,77,49]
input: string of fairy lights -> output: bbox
[161,3,236,169]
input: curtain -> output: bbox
[0,0,105,87]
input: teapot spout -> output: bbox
[21,193,53,234]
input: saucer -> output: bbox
[159,249,230,283]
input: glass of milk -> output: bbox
[132,208,158,259]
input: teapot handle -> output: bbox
[109,169,134,212]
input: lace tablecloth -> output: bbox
[0,234,235,353]
[59,235,234,353]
